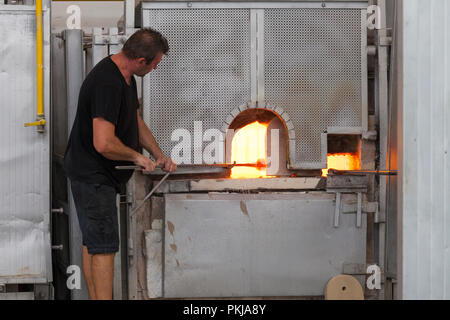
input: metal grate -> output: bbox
[264,9,364,164]
[143,9,251,163]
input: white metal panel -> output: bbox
[402,0,450,300]
[0,5,52,284]
[162,193,366,298]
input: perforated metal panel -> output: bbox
[142,3,368,169]
[142,9,251,163]
[264,9,366,164]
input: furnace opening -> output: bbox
[322,135,361,177]
[227,109,289,179]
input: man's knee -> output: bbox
[92,252,115,267]
[93,252,115,258]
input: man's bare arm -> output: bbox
[93,117,156,172]
[137,111,177,172]
[137,111,165,160]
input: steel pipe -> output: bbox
[24,0,46,132]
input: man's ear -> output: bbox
[137,57,148,66]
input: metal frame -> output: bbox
[141,1,369,10]
[256,8,265,106]
[250,10,257,104]
[361,8,369,133]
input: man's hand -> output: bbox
[134,154,156,173]
[156,156,178,173]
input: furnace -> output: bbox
[124,0,378,299]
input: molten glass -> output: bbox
[322,153,361,177]
[231,121,269,179]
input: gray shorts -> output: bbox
[70,180,119,255]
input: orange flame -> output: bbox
[322,153,361,177]
[230,121,269,179]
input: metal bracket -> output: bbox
[333,193,378,228]
[128,238,134,258]
[342,199,379,228]
[334,192,364,228]
[93,34,129,46]
[119,194,133,205]
[362,130,378,141]
[378,36,392,47]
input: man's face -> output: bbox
[135,52,164,77]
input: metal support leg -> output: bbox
[113,194,123,300]
[357,192,363,228]
[376,0,389,300]
[108,27,120,55]
[334,192,341,228]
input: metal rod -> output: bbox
[116,163,267,171]
[328,169,398,176]
[356,192,362,228]
[130,172,170,217]
[334,192,341,228]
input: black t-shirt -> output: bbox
[64,55,139,192]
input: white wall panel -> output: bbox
[402,0,450,300]
[0,5,52,284]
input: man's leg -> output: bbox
[71,182,119,300]
[92,253,115,300]
[82,245,96,300]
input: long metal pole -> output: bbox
[64,29,88,301]
[376,0,389,301]
[115,163,268,171]
[129,172,171,217]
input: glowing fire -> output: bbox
[230,121,269,179]
[322,153,361,177]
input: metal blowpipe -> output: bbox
[115,162,266,171]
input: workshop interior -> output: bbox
[0,0,449,300]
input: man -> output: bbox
[64,28,177,300]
